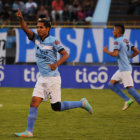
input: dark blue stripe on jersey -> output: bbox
[30,32,35,41]
[131,46,134,50]
[58,48,64,53]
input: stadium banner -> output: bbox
[15,28,140,63]
[0,29,8,64]
[0,65,140,89]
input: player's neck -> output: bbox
[116,34,123,38]
[41,34,49,41]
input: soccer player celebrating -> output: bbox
[103,24,140,111]
[15,9,93,138]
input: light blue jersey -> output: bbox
[114,36,134,71]
[32,33,64,77]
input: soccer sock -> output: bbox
[26,107,38,133]
[60,101,83,111]
[108,83,130,101]
[127,87,140,105]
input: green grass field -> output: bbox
[0,87,140,140]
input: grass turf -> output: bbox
[0,87,140,140]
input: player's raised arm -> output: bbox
[16,9,34,40]
[130,46,139,58]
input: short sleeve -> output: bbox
[31,33,38,43]
[129,42,134,50]
[114,41,120,50]
[53,39,64,52]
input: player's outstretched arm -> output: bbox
[130,47,139,58]
[49,49,69,71]
[16,9,34,40]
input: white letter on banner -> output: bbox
[92,29,103,62]
[88,72,97,83]
[31,67,36,82]
[76,29,84,62]
[24,69,31,82]
[15,29,36,63]
[76,69,82,83]
[134,70,140,83]
[83,68,88,83]
[15,29,19,62]
[26,34,36,62]
[98,72,108,83]
[123,29,139,62]
[0,66,4,82]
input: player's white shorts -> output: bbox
[32,75,61,104]
[111,70,134,88]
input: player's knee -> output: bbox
[126,86,133,89]
[51,102,61,111]
[30,97,42,108]
[30,101,39,108]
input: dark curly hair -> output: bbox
[37,18,51,28]
[114,24,125,34]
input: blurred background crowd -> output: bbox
[0,0,139,26]
[0,0,98,25]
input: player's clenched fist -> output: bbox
[16,9,23,19]
[103,46,108,53]
[49,63,58,71]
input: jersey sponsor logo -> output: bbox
[35,40,53,50]
[114,41,118,45]
[41,45,53,50]
[39,49,48,55]
[37,44,53,50]
[55,40,60,45]
[123,39,129,44]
